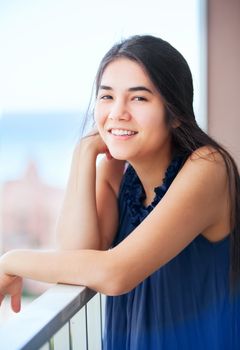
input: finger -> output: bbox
[0,293,4,306]
[11,294,21,313]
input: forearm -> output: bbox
[56,143,101,250]
[0,248,117,295]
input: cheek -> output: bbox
[137,113,166,131]
[140,114,170,145]
[94,104,108,126]
[94,110,104,129]
[94,111,107,141]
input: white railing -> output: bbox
[0,284,105,350]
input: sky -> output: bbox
[0,0,203,113]
[0,0,206,187]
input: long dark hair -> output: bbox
[94,35,240,290]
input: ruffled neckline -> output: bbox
[124,156,185,228]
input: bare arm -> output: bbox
[56,133,124,250]
[56,141,101,249]
[54,148,231,294]
[0,148,230,309]
[0,131,124,312]
[0,249,115,295]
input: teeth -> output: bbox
[111,129,136,136]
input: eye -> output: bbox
[133,96,147,102]
[99,95,113,100]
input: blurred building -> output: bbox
[1,160,64,252]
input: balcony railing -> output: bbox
[0,284,105,350]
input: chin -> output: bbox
[109,149,131,161]
[111,153,128,161]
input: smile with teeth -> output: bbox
[110,128,137,136]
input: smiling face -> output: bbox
[94,58,172,163]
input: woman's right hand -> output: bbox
[78,128,112,160]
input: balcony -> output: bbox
[0,284,105,350]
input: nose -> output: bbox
[108,100,131,121]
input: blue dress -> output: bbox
[103,156,240,350]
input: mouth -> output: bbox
[108,128,138,136]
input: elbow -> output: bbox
[106,281,134,297]
[102,278,126,297]
[98,252,136,296]
[55,231,70,250]
[101,276,132,297]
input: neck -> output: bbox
[129,147,173,206]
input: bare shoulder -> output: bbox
[181,146,231,242]
[97,157,126,196]
[190,145,224,162]
[181,146,228,187]
[164,145,230,230]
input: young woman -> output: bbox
[0,35,240,349]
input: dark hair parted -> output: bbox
[95,35,240,291]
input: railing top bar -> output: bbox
[0,284,96,350]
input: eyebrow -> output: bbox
[99,85,153,94]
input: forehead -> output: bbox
[100,58,156,90]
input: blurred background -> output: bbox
[0,0,239,321]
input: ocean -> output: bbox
[0,111,88,188]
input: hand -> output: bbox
[80,128,113,160]
[0,272,23,313]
